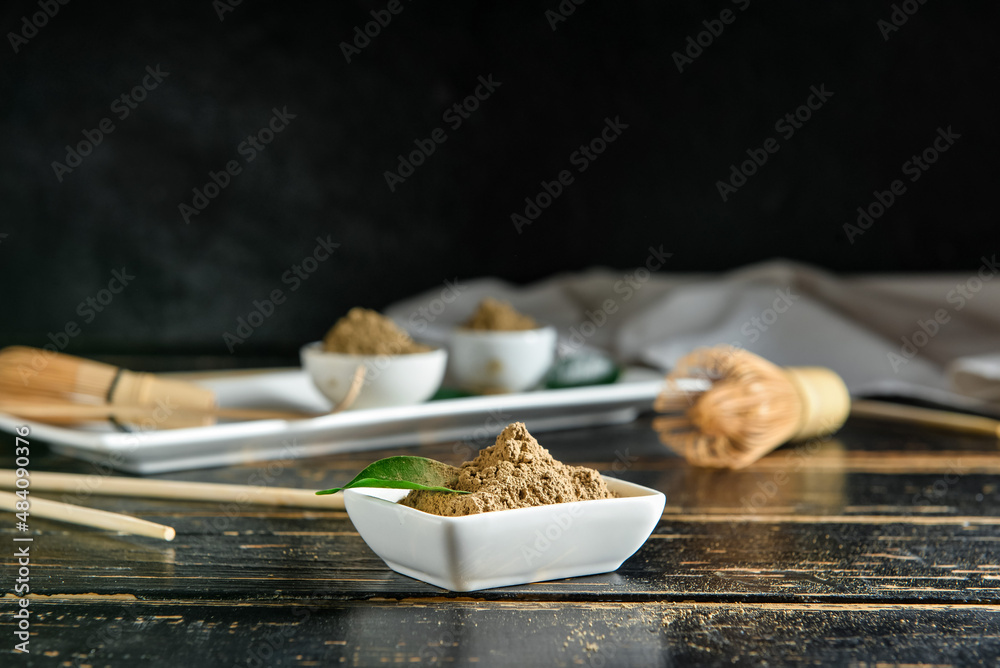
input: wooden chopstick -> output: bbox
[163,367,298,381]
[850,399,1000,438]
[0,470,345,510]
[0,401,317,423]
[0,491,175,541]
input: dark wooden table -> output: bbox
[4,412,1000,666]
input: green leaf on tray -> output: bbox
[315,455,470,495]
[545,353,621,389]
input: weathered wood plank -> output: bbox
[3,598,999,668]
[4,514,1000,602]
[4,416,1000,605]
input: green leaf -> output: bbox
[545,353,621,389]
[315,456,469,495]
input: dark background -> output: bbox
[1,0,995,362]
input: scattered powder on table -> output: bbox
[462,297,538,331]
[322,307,430,355]
[400,422,615,516]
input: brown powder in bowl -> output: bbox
[400,422,615,516]
[462,298,538,331]
[323,308,431,355]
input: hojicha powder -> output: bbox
[323,308,430,355]
[400,422,615,516]
[462,297,538,331]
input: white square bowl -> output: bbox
[343,476,665,592]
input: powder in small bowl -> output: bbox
[323,308,430,355]
[462,298,538,331]
[400,422,615,516]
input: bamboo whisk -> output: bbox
[0,346,218,429]
[653,346,851,469]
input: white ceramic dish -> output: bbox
[449,326,557,393]
[300,342,447,410]
[0,368,671,473]
[344,476,666,592]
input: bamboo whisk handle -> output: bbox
[109,371,217,428]
[783,367,851,439]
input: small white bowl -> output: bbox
[448,326,557,393]
[300,342,447,410]
[344,476,665,592]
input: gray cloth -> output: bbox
[385,259,1000,414]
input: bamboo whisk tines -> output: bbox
[0,346,218,429]
[653,346,851,469]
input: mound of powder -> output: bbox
[462,298,538,331]
[400,422,615,516]
[323,308,430,355]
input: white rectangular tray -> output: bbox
[0,368,665,473]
